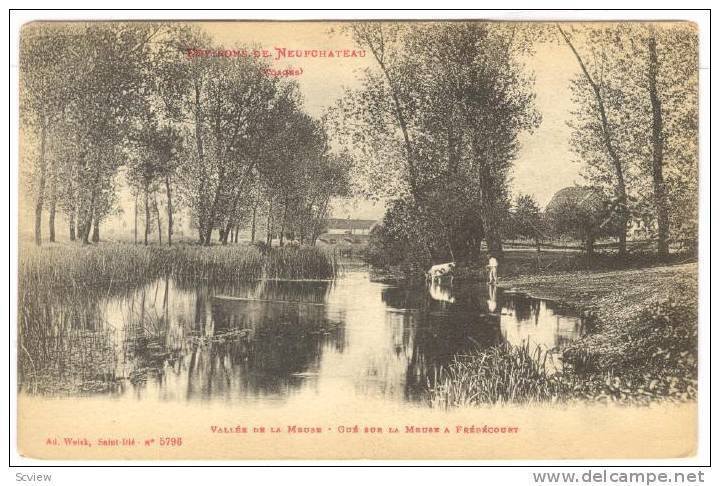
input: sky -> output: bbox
[512,42,583,207]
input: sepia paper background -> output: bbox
[16,19,701,461]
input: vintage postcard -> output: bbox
[16,18,700,460]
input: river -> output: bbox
[19,268,584,406]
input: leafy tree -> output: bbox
[509,194,545,247]
[20,23,76,245]
[559,24,633,256]
[616,24,699,254]
[127,118,182,245]
[335,22,540,265]
[364,197,432,275]
[20,22,354,252]
[171,44,279,245]
[545,186,619,257]
[560,23,698,257]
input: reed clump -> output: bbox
[19,243,338,290]
[263,245,338,280]
[428,341,566,408]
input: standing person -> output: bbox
[487,254,498,284]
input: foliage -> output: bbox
[364,198,432,276]
[507,194,545,242]
[20,23,346,248]
[562,24,698,253]
[545,186,619,254]
[332,22,541,259]
[365,190,488,275]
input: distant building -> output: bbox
[324,218,378,236]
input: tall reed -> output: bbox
[18,243,338,393]
[428,341,566,408]
[19,243,338,291]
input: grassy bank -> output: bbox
[19,242,338,290]
[429,263,698,407]
[369,247,696,285]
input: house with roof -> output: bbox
[323,218,378,236]
[317,218,378,252]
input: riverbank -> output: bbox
[499,262,697,313]
[430,263,698,407]
[368,247,696,285]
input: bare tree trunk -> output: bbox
[266,198,273,247]
[81,210,93,245]
[144,182,150,246]
[69,209,76,242]
[91,217,100,243]
[81,161,100,245]
[48,201,56,243]
[48,154,57,243]
[134,192,138,245]
[279,201,287,247]
[220,221,229,245]
[203,171,224,246]
[154,192,162,245]
[585,235,595,268]
[250,201,257,242]
[165,176,173,246]
[648,33,671,258]
[34,122,47,246]
[81,187,97,245]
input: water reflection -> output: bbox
[487,284,498,313]
[498,291,583,350]
[428,280,456,304]
[19,270,583,406]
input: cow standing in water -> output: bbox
[426,262,456,307]
[426,262,456,283]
